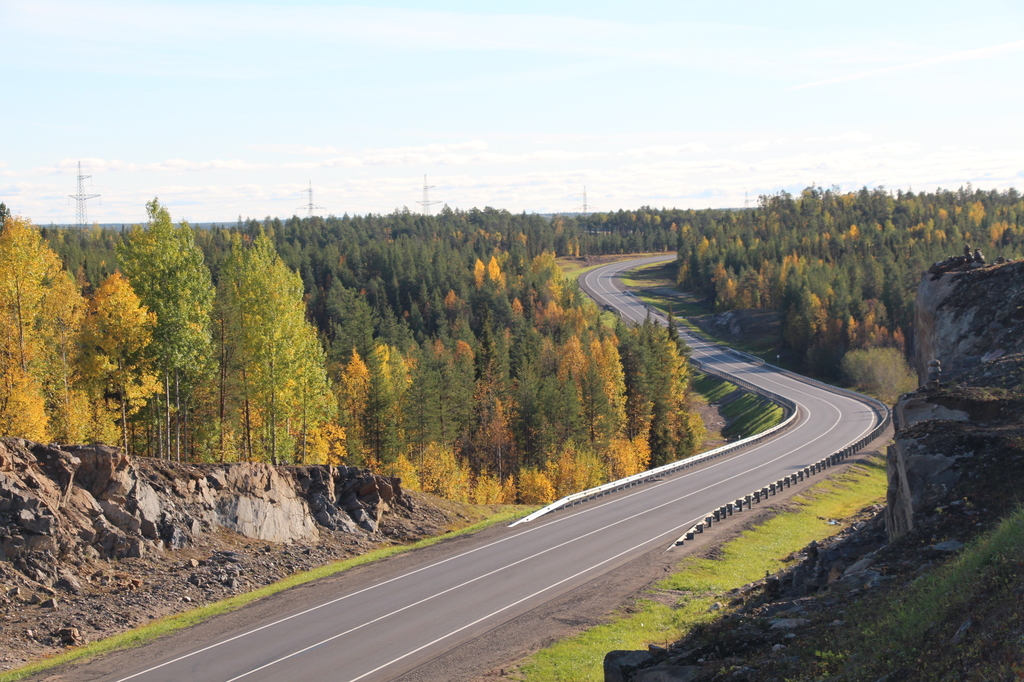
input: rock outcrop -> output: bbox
[603,258,1024,681]
[913,259,1024,383]
[885,353,1024,540]
[0,438,410,584]
[888,260,1024,540]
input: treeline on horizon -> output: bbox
[660,185,1024,376]
[4,184,1021,501]
[0,201,698,505]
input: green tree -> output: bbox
[117,199,215,459]
[217,231,333,463]
[841,347,917,403]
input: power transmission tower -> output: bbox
[417,175,441,215]
[298,181,324,217]
[69,161,100,228]
[575,186,592,215]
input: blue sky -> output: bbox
[2,0,1023,224]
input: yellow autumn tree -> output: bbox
[473,259,487,287]
[545,441,605,498]
[471,469,504,504]
[0,216,88,442]
[80,272,160,451]
[517,467,555,505]
[605,434,651,480]
[557,335,587,386]
[418,442,470,502]
[337,349,371,464]
[381,452,420,491]
[486,255,505,287]
[305,422,347,466]
[968,201,986,227]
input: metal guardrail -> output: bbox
[668,348,892,547]
[511,346,892,528]
[726,348,891,434]
[510,358,800,527]
[520,274,893,530]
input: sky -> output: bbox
[2,0,1023,225]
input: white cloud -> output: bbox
[624,143,713,157]
[6,2,738,61]
[789,39,1024,90]
[7,130,1023,223]
[253,140,490,157]
[31,158,270,175]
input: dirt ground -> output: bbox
[415,431,893,682]
[0,490,487,674]
[15,427,891,682]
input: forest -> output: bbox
[4,184,1021,503]
[0,201,700,505]
[576,186,1024,376]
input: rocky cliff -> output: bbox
[0,439,479,667]
[0,438,408,578]
[887,259,1024,540]
[601,260,1024,681]
[913,259,1024,383]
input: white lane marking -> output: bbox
[123,389,850,682]
[120,255,874,681]
[347,513,706,682]
[115,358,846,679]
[213,398,856,681]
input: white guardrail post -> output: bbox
[511,343,890,528]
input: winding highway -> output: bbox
[65,255,884,682]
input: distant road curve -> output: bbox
[53,256,884,682]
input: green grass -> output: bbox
[691,373,737,404]
[0,505,535,682]
[691,372,785,440]
[825,505,1024,680]
[554,252,670,282]
[619,261,677,290]
[519,458,888,682]
[616,263,785,363]
[720,393,785,439]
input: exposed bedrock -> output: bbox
[0,437,410,584]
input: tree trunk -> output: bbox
[13,279,26,372]
[174,369,181,462]
[164,372,171,460]
[242,366,252,461]
[118,360,129,454]
[218,316,226,461]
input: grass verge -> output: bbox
[816,505,1024,681]
[0,505,535,682]
[518,458,888,682]
[691,372,737,404]
[554,252,671,282]
[690,372,785,440]
[721,393,785,440]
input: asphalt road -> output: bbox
[72,255,882,682]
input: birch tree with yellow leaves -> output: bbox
[79,272,159,451]
[217,231,334,464]
[0,216,87,442]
